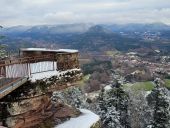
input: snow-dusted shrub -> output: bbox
[146,78,170,128]
[95,82,130,128]
[52,87,86,108]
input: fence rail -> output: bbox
[0,54,55,67]
[0,54,56,78]
[0,78,18,89]
[0,54,57,99]
[0,77,28,99]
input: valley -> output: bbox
[0,23,170,128]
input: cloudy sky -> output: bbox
[1,0,170,26]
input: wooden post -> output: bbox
[53,60,55,71]
[28,58,31,77]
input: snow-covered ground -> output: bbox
[56,109,100,128]
[104,85,112,91]
[30,70,59,82]
[145,91,151,97]
[30,68,81,82]
[21,48,78,53]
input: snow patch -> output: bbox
[29,68,81,82]
[104,85,112,91]
[56,109,100,128]
[145,91,151,97]
[20,48,78,53]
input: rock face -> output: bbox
[90,120,102,128]
[0,68,83,128]
[5,95,80,128]
[7,95,48,116]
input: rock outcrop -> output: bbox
[0,69,83,128]
[5,95,80,128]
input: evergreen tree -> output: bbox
[0,26,6,59]
[97,88,122,128]
[113,80,130,128]
[147,78,170,128]
[96,80,130,128]
[103,106,122,128]
[0,45,6,58]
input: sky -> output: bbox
[0,0,170,26]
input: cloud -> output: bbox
[0,0,170,26]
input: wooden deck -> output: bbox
[0,54,56,99]
[0,77,28,99]
[0,51,79,99]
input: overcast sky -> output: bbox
[1,0,170,26]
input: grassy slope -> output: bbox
[124,81,154,91]
[75,75,90,85]
[105,50,119,57]
[124,79,170,91]
[165,79,170,88]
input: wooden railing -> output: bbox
[0,77,28,99]
[0,54,56,67]
[0,54,56,78]
[0,54,57,99]
[0,78,18,89]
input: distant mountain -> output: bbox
[1,23,170,53]
[1,25,32,36]
[0,23,93,37]
[102,23,170,32]
[58,25,152,52]
[1,23,170,36]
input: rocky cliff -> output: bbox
[0,69,83,128]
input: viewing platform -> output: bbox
[0,48,79,99]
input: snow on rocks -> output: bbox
[55,109,100,128]
[29,68,81,82]
[104,85,112,91]
[145,91,151,98]
[21,48,78,53]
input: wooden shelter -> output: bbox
[20,48,79,71]
[0,48,80,99]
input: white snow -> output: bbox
[56,49,78,53]
[104,85,112,91]
[55,109,100,128]
[145,91,151,97]
[86,92,99,100]
[29,68,81,82]
[30,70,60,82]
[20,48,78,53]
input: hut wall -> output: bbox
[56,52,79,71]
[20,50,79,71]
[0,61,6,77]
